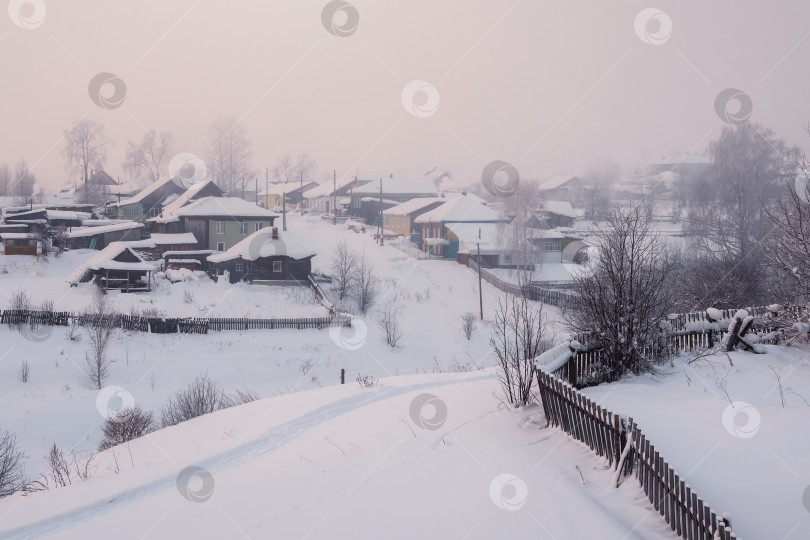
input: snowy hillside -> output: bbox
[0,372,674,540]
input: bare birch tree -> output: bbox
[208,117,254,194]
[62,119,111,190]
[84,290,116,389]
[124,129,172,183]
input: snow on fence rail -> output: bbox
[535,369,739,540]
[0,309,351,335]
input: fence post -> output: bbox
[566,354,577,387]
[340,368,345,385]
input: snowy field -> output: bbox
[583,348,810,540]
[0,372,675,540]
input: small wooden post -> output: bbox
[340,368,345,384]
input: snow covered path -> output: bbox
[0,371,674,539]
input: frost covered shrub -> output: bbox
[0,430,25,498]
[98,407,155,451]
[160,375,226,427]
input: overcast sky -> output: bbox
[1,0,809,189]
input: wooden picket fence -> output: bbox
[0,309,350,335]
[536,370,739,539]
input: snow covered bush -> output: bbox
[491,294,550,407]
[566,204,674,382]
[0,430,25,498]
[160,375,226,427]
[17,360,30,383]
[98,406,156,451]
[354,253,378,315]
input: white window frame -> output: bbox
[235,262,243,272]
[216,242,225,251]
[216,221,224,234]
[240,222,247,235]
[273,261,282,273]
[255,222,262,232]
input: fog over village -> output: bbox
[0,2,809,539]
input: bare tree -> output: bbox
[46,444,71,487]
[567,203,673,382]
[12,159,35,198]
[17,361,30,383]
[687,124,800,304]
[378,304,402,348]
[208,117,254,194]
[84,289,116,390]
[62,119,112,190]
[160,374,226,427]
[124,129,172,183]
[331,239,357,300]
[271,153,317,183]
[490,294,549,407]
[98,406,156,451]
[0,430,25,498]
[354,253,378,315]
[461,312,476,340]
[0,163,11,197]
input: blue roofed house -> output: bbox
[348,174,438,226]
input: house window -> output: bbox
[273,261,282,273]
[240,222,247,235]
[541,239,561,252]
[216,242,225,251]
[235,262,243,272]
[216,221,224,234]
[255,222,262,232]
[149,207,160,218]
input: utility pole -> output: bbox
[333,170,337,225]
[282,192,287,231]
[254,177,258,206]
[378,177,384,246]
[265,167,269,209]
[478,227,483,320]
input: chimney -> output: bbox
[272,227,279,240]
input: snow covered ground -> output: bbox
[583,347,810,540]
[0,372,675,539]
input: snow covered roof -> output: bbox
[67,242,158,283]
[45,210,92,221]
[541,201,576,218]
[303,176,373,199]
[414,194,503,224]
[208,227,316,263]
[537,175,580,191]
[444,222,502,252]
[107,176,187,208]
[351,175,437,195]
[259,182,308,196]
[649,152,710,166]
[383,197,445,216]
[150,179,223,223]
[117,233,198,248]
[0,232,37,240]
[175,197,279,219]
[65,222,144,238]
[360,197,400,205]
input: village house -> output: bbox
[259,181,318,210]
[414,193,506,258]
[62,221,146,250]
[207,226,315,284]
[303,175,373,215]
[348,175,438,226]
[165,196,279,252]
[537,200,577,229]
[148,179,226,234]
[382,197,446,240]
[0,232,38,255]
[68,242,158,292]
[106,176,193,220]
[536,175,587,206]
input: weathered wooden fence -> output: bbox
[536,370,739,539]
[0,309,350,335]
[466,257,578,308]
